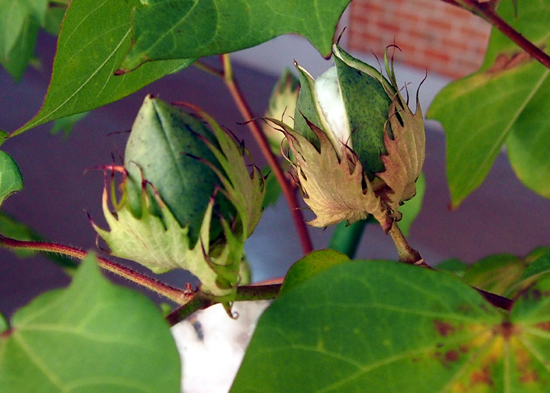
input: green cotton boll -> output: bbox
[124,95,235,246]
[294,44,394,180]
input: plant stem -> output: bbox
[0,235,190,304]
[218,54,313,255]
[387,222,424,265]
[445,0,550,70]
[329,218,372,258]
[166,283,282,326]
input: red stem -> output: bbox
[0,235,191,304]
[443,0,550,70]
[219,54,313,254]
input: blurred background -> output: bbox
[2,0,550,320]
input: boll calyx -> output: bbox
[273,44,425,232]
[92,96,264,298]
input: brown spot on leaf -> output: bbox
[459,344,469,353]
[535,321,550,331]
[494,320,517,341]
[520,370,538,384]
[445,350,460,362]
[471,366,494,387]
[434,320,455,337]
[487,50,534,73]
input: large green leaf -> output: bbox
[0,151,23,208]
[428,0,550,207]
[118,0,351,72]
[231,260,550,392]
[10,0,191,136]
[0,254,181,393]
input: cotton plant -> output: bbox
[269,44,425,239]
[92,96,265,302]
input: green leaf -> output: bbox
[462,253,527,296]
[0,254,181,393]
[514,252,550,286]
[118,0,351,72]
[11,0,191,136]
[233,260,524,392]
[280,249,350,295]
[43,4,66,36]
[0,16,39,82]
[428,0,550,207]
[0,151,23,208]
[436,258,468,278]
[398,171,425,237]
[234,260,550,392]
[50,112,88,139]
[0,0,47,57]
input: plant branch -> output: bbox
[0,235,191,304]
[444,0,550,70]
[217,54,313,255]
[385,222,514,310]
[166,283,282,326]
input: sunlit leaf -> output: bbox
[11,0,191,136]
[280,249,350,295]
[232,260,550,392]
[118,0,351,72]
[428,0,550,207]
[0,254,181,393]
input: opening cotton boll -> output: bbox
[315,67,351,148]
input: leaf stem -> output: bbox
[166,283,282,326]
[0,235,190,304]
[445,0,550,70]
[387,221,424,265]
[217,54,313,254]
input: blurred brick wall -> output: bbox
[347,0,492,79]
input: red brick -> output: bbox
[424,47,452,64]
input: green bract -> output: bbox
[277,45,425,231]
[93,96,265,298]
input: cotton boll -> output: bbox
[314,67,351,147]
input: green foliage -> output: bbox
[279,249,350,295]
[50,112,88,139]
[0,254,181,393]
[11,0,190,136]
[2,0,550,391]
[233,260,550,392]
[118,0,352,72]
[0,151,23,208]
[429,0,550,207]
[0,0,46,81]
